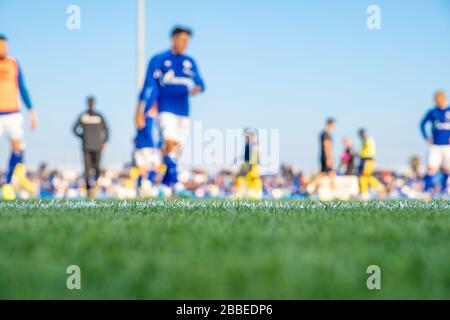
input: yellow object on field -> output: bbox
[12,163,36,195]
[236,164,263,199]
[130,167,141,181]
[1,184,16,201]
[359,159,384,196]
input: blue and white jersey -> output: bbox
[135,117,159,150]
[139,50,205,117]
[420,106,450,146]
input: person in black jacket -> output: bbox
[73,96,109,198]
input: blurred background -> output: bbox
[0,0,449,172]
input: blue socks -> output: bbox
[137,171,158,188]
[424,173,449,194]
[162,156,178,186]
[148,171,157,183]
[424,174,434,192]
[6,151,23,184]
[137,175,143,188]
[442,173,449,193]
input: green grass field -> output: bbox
[0,200,449,300]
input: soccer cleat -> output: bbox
[13,163,36,196]
[2,184,16,201]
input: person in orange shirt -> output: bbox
[0,34,38,200]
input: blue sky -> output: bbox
[0,0,449,171]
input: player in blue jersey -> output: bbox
[0,35,38,200]
[132,104,162,197]
[135,26,205,193]
[420,90,450,195]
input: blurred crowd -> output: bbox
[0,157,443,200]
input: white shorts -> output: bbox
[428,145,450,170]
[0,113,24,141]
[134,148,162,171]
[159,112,190,145]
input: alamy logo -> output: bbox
[66,5,81,30]
[366,265,381,290]
[181,122,280,174]
[66,265,82,290]
[367,5,381,30]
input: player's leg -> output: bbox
[1,139,21,200]
[161,140,180,186]
[91,150,102,197]
[441,171,449,195]
[133,149,145,191]
[236,177,246,198]
[11,140,34,194]
[359,178,369,199]
[160,113,181,187]
[358,159,370,199]
[441,146,450,194]
[83,150,93,196]
[148,148,162,184]
[94,150,102,183]
[137,168,149,198]
[307,157,327,194]
[0,117,8,199]
[139,149,162,198]
[424,146,440,193]
[2,113,33,199]
[134,148,159,198]
[236,164,249,198]
[161,113,190,189]
[131,148,144,193]
[5,114,24,184]
[172,116,191,195]
[366,160,385,196]
[247,164,263,199]
[129,157,142,191]
[368,176,385,196]
[6,140,22,181]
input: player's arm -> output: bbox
[100,114,110,147]
[72,115,83,138]
[190,59,205,96]
[136,57,160,129]
[420,111,433,144]
[18,64,37,129]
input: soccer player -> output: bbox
[339,137,355,176]
[358,128,385,200]
[236,129,263,199]
[420,90,450,195]
[135,26,205,194]
[307,118,336,194]
[73,96,109,199]
[0,34,38,200]
[132,103,162,197]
